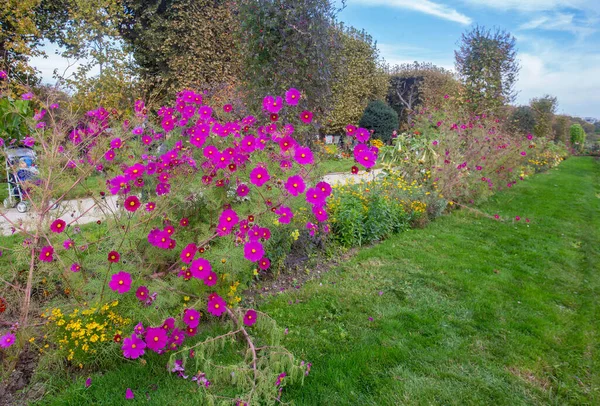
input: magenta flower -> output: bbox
[135,286,149,302]
[219,209,239,228]
[122,334,146,359]
[108,271,132,294]
[180,243,197,264]
[515,216,521,221]
[110,138,123,149]
[21,92,33,100]
[306,188,326,206]
[249,167,270,187]
[285,175,306,196]
[0,333,16,348]
[244,310,257,326]
[207,295,227,317]
[299,110,313,124]
[124,195,141,212]
[145,202,156,212]
[294,146,314,165]
[315,181,332,197]
[126,388,134,399]
[520,151,526,156]
[276,206,294,224]
[70,263,81,273]
[23,136,35,147]
[108,250,120,263]
[39,246,54,262]
[244,241,264,262]
[355,128,370,143]
[183,308,201,328]
[50,219,66,233]
[312,206,328,222]
[258,257,270,270]
[145,327,168,352]
[354,148,377,168]
[237,184,250,197]
[527,133,533,140]
[263,96,283,113]
[63,239,74,250]
[0,71,6,80]
[190,258,212,280]
[285,88,301,105]
[85,378,91,388]
[204,271,218,286]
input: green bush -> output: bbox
[358,100,398,143]
[570,124,586,153]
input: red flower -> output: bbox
[108,250,120,263]
[124,195,141,212]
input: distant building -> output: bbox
[583,117,599,124]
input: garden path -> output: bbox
[0,169,384,236]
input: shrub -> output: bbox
[358,100,398,143]
[570,124,586,153]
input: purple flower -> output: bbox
[243,310,257,326]
[276,206,294,224]
[125,388,134,399]
[23,136,35,147]
[39,246,54,262]
[85,377,91,388]
[180,243,197,264]
[122,334,146,359]
[0,333,16,348]
[244,241,264,262]
[294,146,314,165]
[21,92,34,100]
[183,308,200,328]
[135,286,149,302]
[285,88,301,105]
[207,295,227,317]
[249,166,270,187]
[145,327,168,352]
[190,258,212,280]
[285,175,306,196]
[108,271,132,294]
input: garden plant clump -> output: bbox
[0,74,380,404]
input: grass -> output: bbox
[29,157,600,404]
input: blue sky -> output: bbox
[337,0,600,118]
[30,0,600,118]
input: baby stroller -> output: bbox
[3,146,39,213]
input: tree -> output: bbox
[387,62,459,128]
[552,115,570,144]
[530,95,557,139]
[119,0,240,101]
[455,25,519,113]
[508,105,536,135]
[358,100,398,143]
[324,25,387,135]
[238,0,342,115]
[570,123,586,152]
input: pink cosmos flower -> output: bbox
[21,92,34,100]
[305,188,326,206]
[355,128,370,143]
[190,257,212,280]
[223,104,233,113]
[285,175,305,196]
[354,148,377,168]
[263,96,283,113]
[432,140,439,146]
[85,378,91,388]
[237,184,250,197]
[207,295,227,317]
[124,195,141,212]
[63,239,74,250]
[23,136,35,147]
[0,333,16,348]
[249,167,270,187]
[294,146,314,165]
[136,286,149,302]
[39,246,54,262]
[70,263,81,272]
[122,334,146,359]
[244,241,264,262]
[312,206,328,222]
[183,308,201,328]
[515,216,521,221]
[219,209,239,228]
[108,271,132,294]
[244,310,257,326]
[285,88,301,105]
[126,388,134,399]
[145,327,168,352]
[520,151,526,156]
[50,219,66,233]
[527,134,533,140]
[110,138,123,149]
[180,243,197,264]
[299,110,313,124]
[276,206,294,224]
[108,250,120,263]
[204,271,218,286]
[258,257,270,270]
[0,71,7,80]
[315,181,332,197]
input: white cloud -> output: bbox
[462,0,600,13]
[518,12,598,37]
[377,43,455,70]
[353,0,472,25]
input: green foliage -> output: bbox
[387,62,460,128]
[570,123,586,152]
[455,25,519,113]
[238,0,341,114]
[530,94,557,139]
[508,105,536,135]
[325,25,388,135]
[358,100,398,143]
[0,97,33,140]
[120,0,240,100]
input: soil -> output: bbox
[243,247,358,306]
[0,346,44,406]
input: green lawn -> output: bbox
[36,157,600,405]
